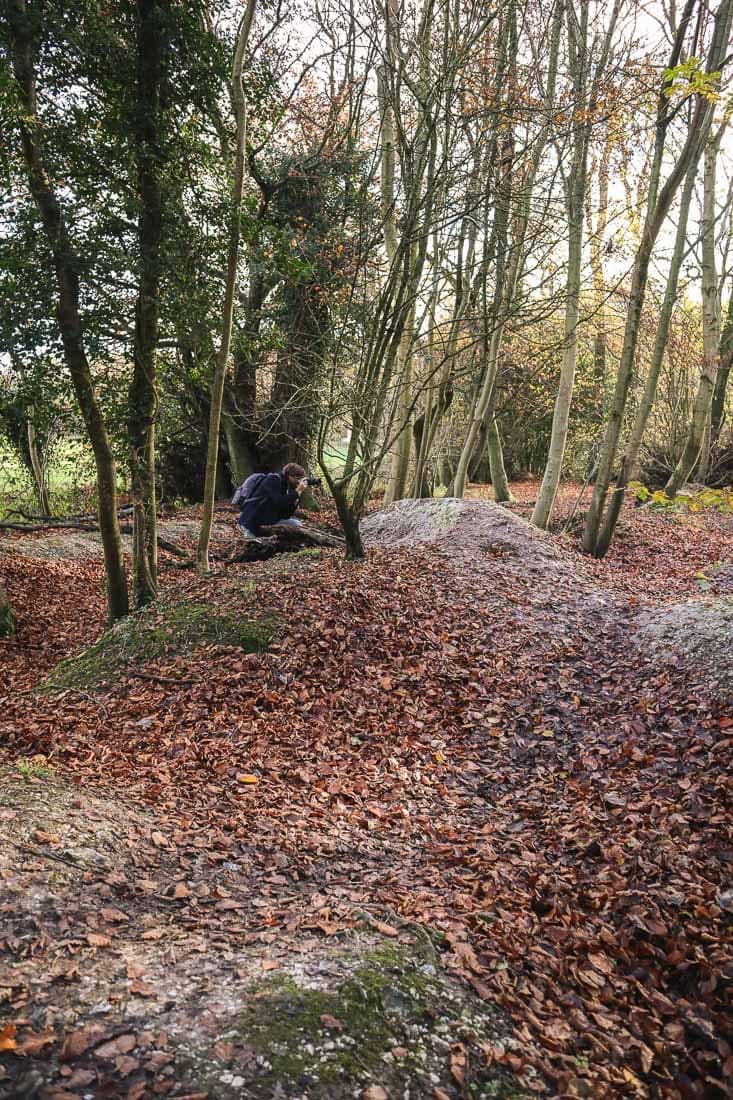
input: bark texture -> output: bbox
[129,0,168,606]
[665,133,725,494]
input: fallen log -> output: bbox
[0,521,78,532]
[0,505,132,526]
[260,524,344,548]
[227,523,344,563]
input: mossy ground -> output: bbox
[180,943,530,1099]
[1,764,534,1100]
[0,601,16,637]
[39,598,275,693]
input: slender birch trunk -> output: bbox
[384,314,415,504]
[711,292,733,440]
[382,0,432,505]
[487,418,512,501]
[411,252,445,496]
[408,4,506,501]
[197,0,257,573]
[531,71,589,528]
[665,132,724,494]
[380,47,414,507]
[410,169,481,498]
[588,144,610,387]
[26,408,51,514]
[453,150,513,496]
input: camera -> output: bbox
[305,476,322,488]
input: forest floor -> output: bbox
[1,481,732,1100]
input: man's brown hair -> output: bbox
[282,462,306,479]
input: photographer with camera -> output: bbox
[235,462,321,540]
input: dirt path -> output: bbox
[1,496,731,1098]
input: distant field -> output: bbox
[320,440,349,473]
[0,439,98,517]
[1,434,373,517]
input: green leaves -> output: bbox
[663,58,722,104]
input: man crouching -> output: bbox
[236,463,310,541]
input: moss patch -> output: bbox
[0,601,16,637]
[186,944,531,1099]
[40,599,275,693]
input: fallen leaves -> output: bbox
[59,1025,105,1061]
[100,906,128,923]
[34,830,61,845]
[86,932,111,948]
[2,487,733,1097]
[95,1034,137,1059]
[128,979,157,997]
[140,927,165,940]
[450,1043,467,1086]
[115,1054,139,1076]
[14,1029,56,1056]
[0,1023,17,1051]
[319,1013,344,1030]
[371,920,399,938]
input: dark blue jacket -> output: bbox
[238,472,298,535]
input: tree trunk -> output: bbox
[379,18,419,509]
[487,419,513,502]
[468,417,490,483]
[411,326,454,496]
[26,410,51,514]
[384,312,415,506]
[531,1,590,530]
[455,0,564,498]
[453,145,513,498]
[197,0,257,573]
[586,137,611,408]
[530,198,584,527]
[711,292,733,441]
[6,0,129,621]
[665,134,723,496]
[593,155,697,557]
[331,481,365,560]
[221,411,255,487]
[129,0,168,607]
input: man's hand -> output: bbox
[296,477,309,494]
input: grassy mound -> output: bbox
[40,598,275,693]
